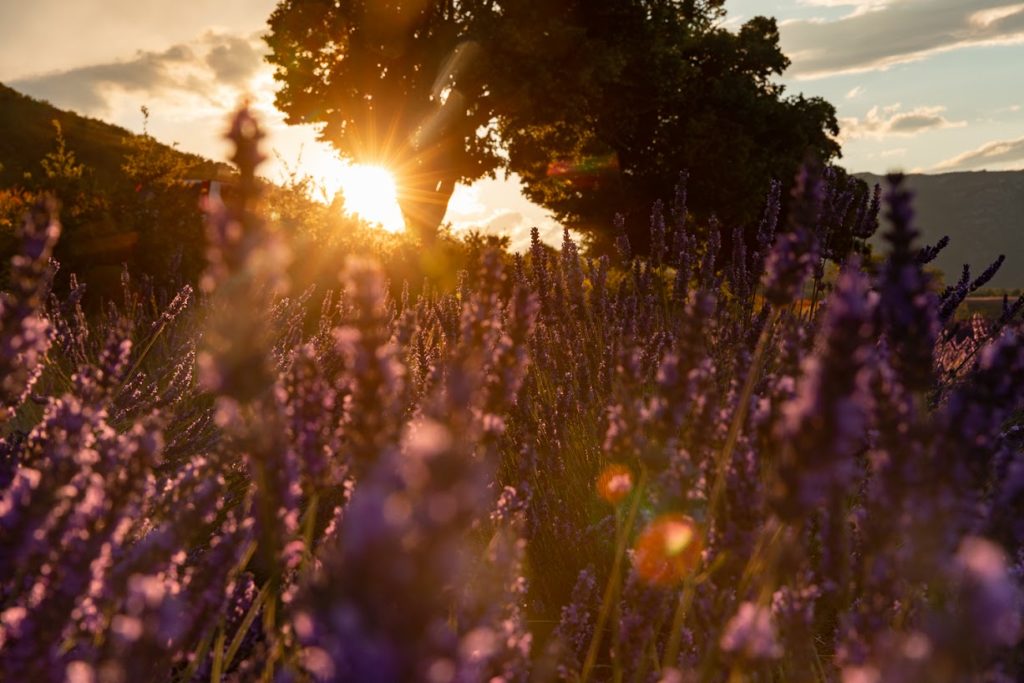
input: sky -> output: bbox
[1,0,1022,247]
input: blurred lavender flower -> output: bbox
[773,265,874,519]
[762,164,823,306]
[953,537,1023,649]
[877,173,939,393]
[720,602,783,661]
[0,199,59,423]
[916,236,949,265]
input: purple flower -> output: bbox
[0,199,60,423]
[877,173,939,392]
[720,602,783,660]
[773,265,874,519]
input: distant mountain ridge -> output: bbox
[857,171,1024,289]
[0,82,230,190]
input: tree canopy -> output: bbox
[265,0,841,249]
[265,0,502,237]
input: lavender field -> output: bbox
[0,104,1022,683]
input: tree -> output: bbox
[265,0,502,238]
[477,0,841,251]
[265,0,840,248]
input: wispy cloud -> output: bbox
[934,136,1024,170]
[995,104,1022,114]
[796,0,894,17]
[782,0,1024,78]
[971,3,1024,28]
[840,104,966,139]
[448,209,562,252]
[0,0,276,78]
[845,85,865,99]
[10,32,265,115]
[5,30,345,196]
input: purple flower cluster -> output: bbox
[1,111,1022,683]
[0,199,59,423]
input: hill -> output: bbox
[2,83,1021,289]
[857,171,1024,289]
[0,82,229,189]
[0,82,239,297]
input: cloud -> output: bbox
[934,136,1024,170]
[840,104,966,139]
[797,0,891,5]
[10,44,195,112]
[446,184,487,217]
[845,85,865,99]
[449,208,564,251]
[782,0,1024,78]
[450,210,532,248]
[0,0,277,78]
[10,32,266,115]
[796,0,894,16]
[483,211,527,232]
[204,34,265,85]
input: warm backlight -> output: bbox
[338,164,406,233]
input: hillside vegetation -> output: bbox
[0,83,228,189]
[0,84,509,308]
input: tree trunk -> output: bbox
[397,175,457,243]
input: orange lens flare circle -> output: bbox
[633,514,703,587]
[597,464,634,505]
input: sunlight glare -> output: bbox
[337,164,406,233]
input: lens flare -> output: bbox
[546,153,620,189]
[633,514,703,586]
[597,464,634,505]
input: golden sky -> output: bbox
[2,1,1022,246]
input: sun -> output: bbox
[337,164,406,233]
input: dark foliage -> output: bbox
[264,1,841,250]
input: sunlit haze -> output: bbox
[334,165,405,233]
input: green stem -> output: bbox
[114,319,170,399]
[175,624,217,683]
[708,309,781,522]
[726,667,746,683]
[261,584,279,680]
[580,468,648,683]
[612,508,624,683]
[661,576,696,671]
[223,580,271,672]
[210,624,227,683]
[806,276,821,323]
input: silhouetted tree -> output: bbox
[265,0,502,238]
[265,0,840,249]
[478,0,841,251]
